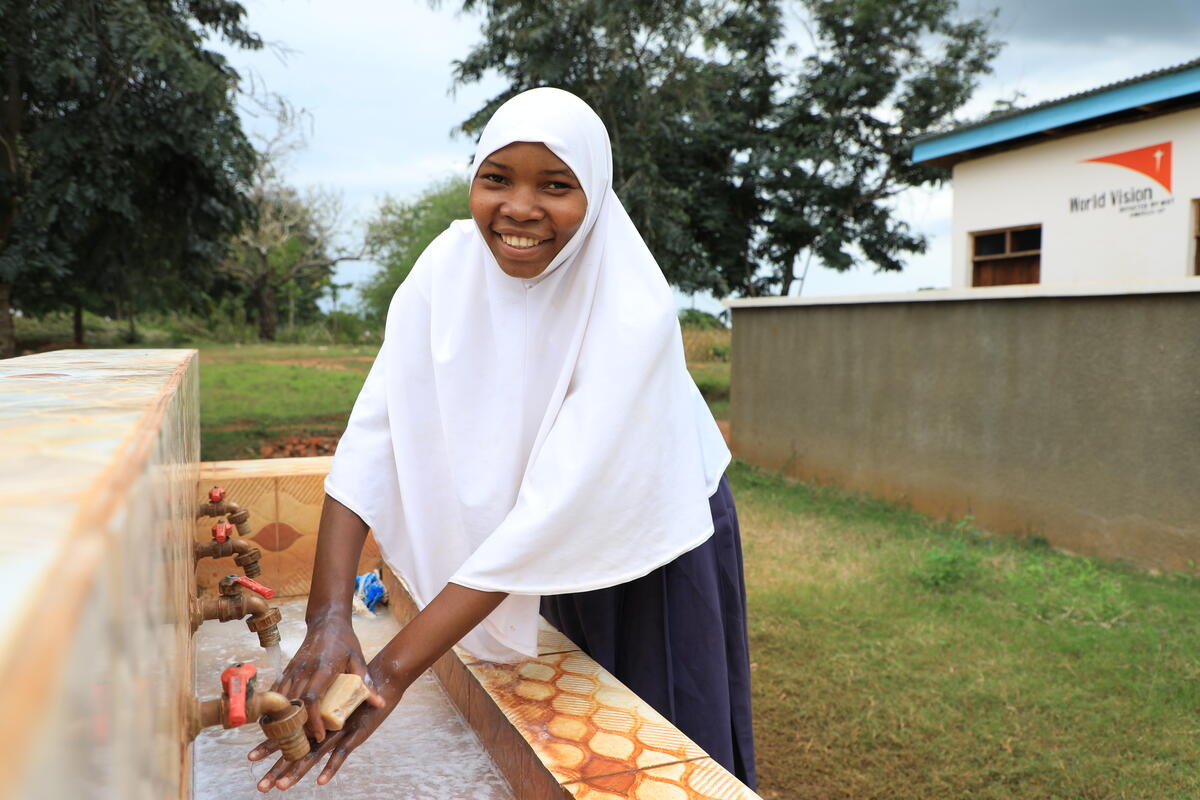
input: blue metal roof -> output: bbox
[913,61,1200,165]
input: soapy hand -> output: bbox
[247,615,384,758]
[249,649,405,792]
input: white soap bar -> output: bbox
[320,673,370,731]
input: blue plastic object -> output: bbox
[354,571,386,612]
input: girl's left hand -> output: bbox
[251,657,408,792]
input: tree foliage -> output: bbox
[217,117,366,341]
[358,176,471,323]
[445,0,1000,297]
[0,0,260,354]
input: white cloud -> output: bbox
[214,0,1194,306]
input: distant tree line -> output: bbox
[0,0,359,355]
[447,0,1002,297]
[1,0,1003,356]
[0,0,263,355]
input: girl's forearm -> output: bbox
[305,494,371,625]
[375,583,508,688]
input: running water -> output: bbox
[192,597,513,799]
[262,642,284,689]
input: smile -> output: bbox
[497,232,548,250]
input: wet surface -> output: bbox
[192,598,514,799]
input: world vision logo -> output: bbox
[1083,141,1172,192]
[1069,141,1175,217]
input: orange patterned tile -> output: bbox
[468,651,707,785]
[197,455,332,480]
[539,615,583,655]
[377,564,759,798]
[192,474,277,593]
[565,757,761,800]
[277,472,325,534]
[273,472,324,595]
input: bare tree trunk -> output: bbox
[258,281,278,341]
[73,303,84,346]
[1,37,21,360]
[0,282,14,358]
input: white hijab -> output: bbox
[326,88,730,661]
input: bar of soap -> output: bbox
[319,673,370,731]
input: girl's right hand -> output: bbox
[250,616,385,753]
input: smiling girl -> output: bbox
[249,87,755,791]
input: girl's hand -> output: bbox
[249,581,508,791]
[251,651,407,792]
[249,615,384,755]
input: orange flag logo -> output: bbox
[1084,141,1172,192]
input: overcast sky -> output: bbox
[214,0,1200,310]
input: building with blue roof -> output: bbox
[912,59,1200,289]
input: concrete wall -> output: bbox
[729,285,1200,570]
[0,350,199,800]
[950,105,1200,287]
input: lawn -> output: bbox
[734,462,1200,799]
[198,343,377,460]
[196,341,731,459]
[194,343,1200,799]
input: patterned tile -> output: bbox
[565,758,761,800]
[274,472,324,596]
[468,641,707,785]
[193,473,278,593]
[539,616,583,655]
[187,460,383,596]
[382,566,758,798]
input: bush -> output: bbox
[912,539,983,591]
[678,308,728,330]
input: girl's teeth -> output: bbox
[500,234,540,248]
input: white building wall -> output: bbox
[950,106,1200,288]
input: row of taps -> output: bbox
[187,486,310,761]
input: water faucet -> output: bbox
[188,662,309,761]
[190,574,282,648]
[194,520,263,577]
[196,486,253,537]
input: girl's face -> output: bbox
[470,141,588,279]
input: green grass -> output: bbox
[690,361,730,420]
[198,343,377,460]
[197,343,730,458]
[730,462,1200,800]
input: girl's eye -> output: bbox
[479,173,507,185]
[546,181,573,191]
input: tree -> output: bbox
[0,0,260,355]
[444,0,1000,297]
[358,176,471,323]
[218,119,365,341]
[751,0,1000,296]
[447,0,777,296]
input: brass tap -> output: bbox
[187,663,309,761]
[196,485,253,537]
[194,520,263,578]
[190,574,282,648]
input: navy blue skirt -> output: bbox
[540,474,757,788]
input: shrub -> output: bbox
[678,308,728,330]
[912,538,983,591]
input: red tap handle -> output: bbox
[232,576,275,599]
[208,486,226,503]
[221,662,258,727]
[211,520,233,542]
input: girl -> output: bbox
[249,87,755,791]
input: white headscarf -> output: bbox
[326,88,730,661]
